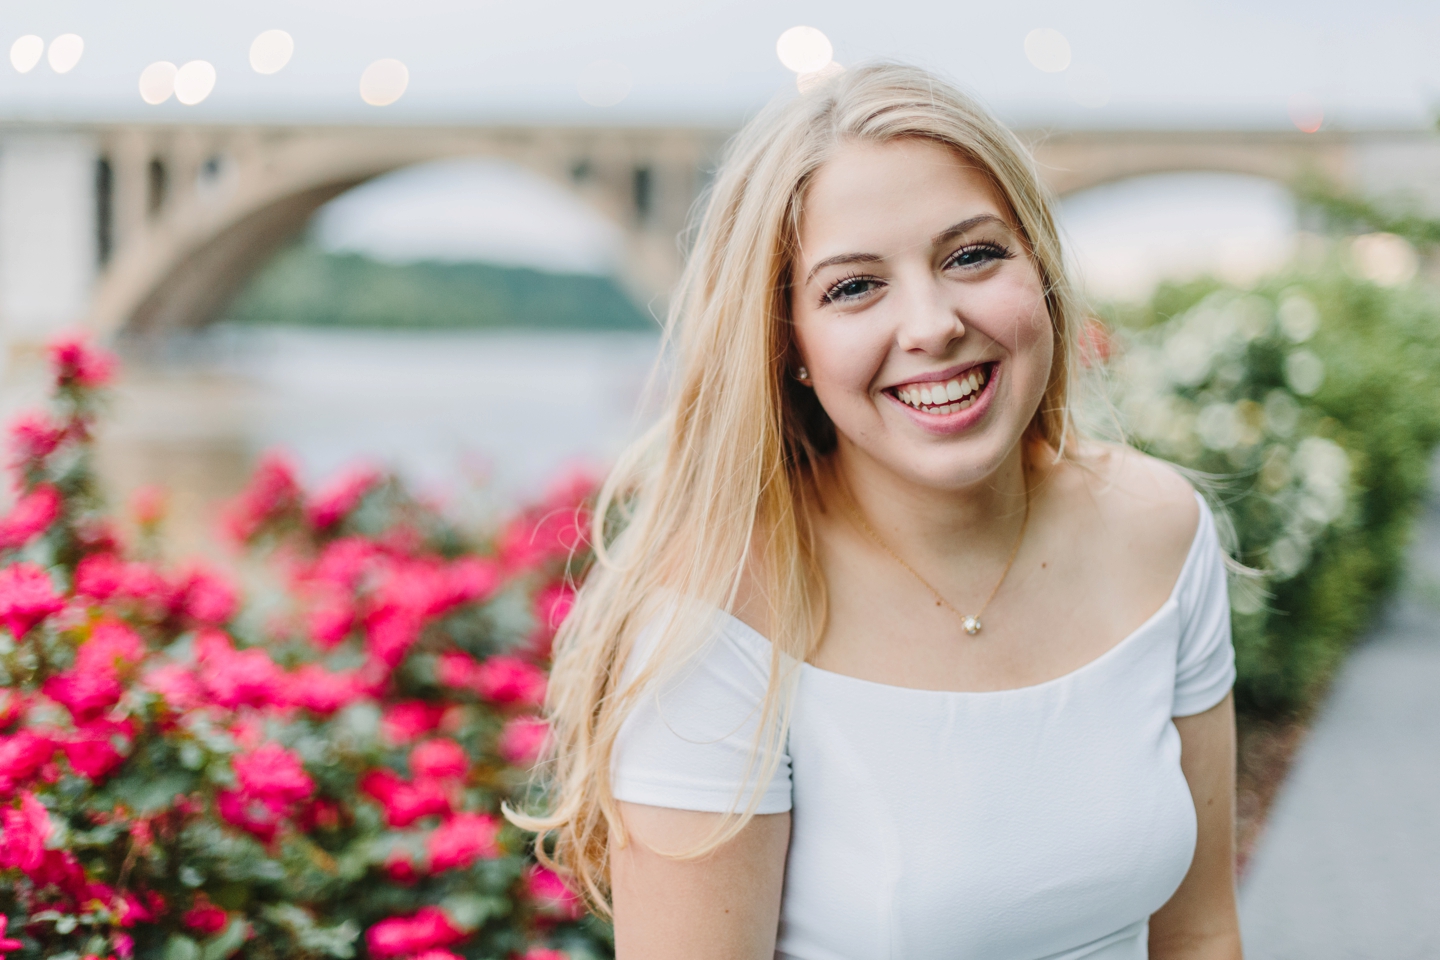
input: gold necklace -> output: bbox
[844,487,1030,636]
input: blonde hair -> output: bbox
[507,62,1085,912]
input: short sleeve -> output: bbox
[1171,494,1237,717]
[611,617,793,814]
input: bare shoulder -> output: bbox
[1047,440,1201,583]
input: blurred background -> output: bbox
[1,3,1439,954]
[0,0,1436,552]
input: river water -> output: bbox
[95,326,664,556]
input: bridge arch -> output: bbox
[1024,129,1355,198]
[88,126,718,336]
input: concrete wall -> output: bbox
[0,132,97,340]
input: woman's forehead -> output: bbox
[796,139,1009,261]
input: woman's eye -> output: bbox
[948,243,1010,269]
[823,276,881,304]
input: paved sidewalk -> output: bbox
[1239,463,1440,960]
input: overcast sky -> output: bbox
[1,0,1438,128]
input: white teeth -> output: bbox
[893,366,991,412]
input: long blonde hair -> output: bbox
[508,62,1085,912]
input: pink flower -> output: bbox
[233,743,314,809]
[365,906,464,959]
[142,663,203,712]
[75,620,146,675]
[526,865,586,920]
[0,915,22,958]
[384,848,419,885]
[527,582,575,660]
[74,553,126,601]
[379,560,453,619]
[48,333,116,389]
[360,769,451,828]
[0,484,62,549]
[365,606,423,668]
[497,716,550,767]
[0,731,56,793]
[410,738,467,781]
[129,484,167,527]
[216,789,282,842]
[43,668,124,724]
[73,554,173,611]
[177,567,238,625]
[427,812,501,872]
[195,629,287,710]
[0,791,53,873]
[0,562,65,638]
[472,656,547,707]
[381,701,445,745]
[408,952,463,960]
[287,664,363,715]
[7,412,65,469]
[496,468,596,573]
[306,464,381,529]
[307,537,379,592]
[60,734,126,781]
[436,651,478,689]
[446,557,502,608]
[223,452,302,542]
[534,582,576,632]
[307,594,354,648]
[183,901,228,935]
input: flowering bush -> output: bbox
[1103,267,1440,715]
[0,336,606,959]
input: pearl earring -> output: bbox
[796,366,810,381]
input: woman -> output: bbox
[514,63,1243,959]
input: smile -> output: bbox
[888,363,994,416]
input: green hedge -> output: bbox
[1102,265,1440,717]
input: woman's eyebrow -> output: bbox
[802,214,1009,286]
[930,213,1008,248]
[803,251,884,286]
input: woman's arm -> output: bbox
[1149,692,1244,960]
[611,802,789,960]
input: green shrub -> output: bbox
[1101,266,1440,717]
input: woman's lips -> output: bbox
[884,361,1000,434]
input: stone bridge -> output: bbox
[0,121,1436,346]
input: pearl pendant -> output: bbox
[962,615,982,635]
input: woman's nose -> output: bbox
[894,280,965,355]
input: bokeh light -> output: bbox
[1349,233,1418,287]
[360,59,409,106]
[9,35,43,74]
[174,60,217,105]
[776,26,832,74]
[1024,28,1070,73]
[250,29,294,75]
[138,61,178,105]
[577,60,632,107]
[47,34,84,74]
[1287,94,1323,133]
[797,60,844,95]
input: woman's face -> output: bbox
[789,137,1053,491]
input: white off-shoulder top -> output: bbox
[613,493,1236,960]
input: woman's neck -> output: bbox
[825,437,1037,564]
